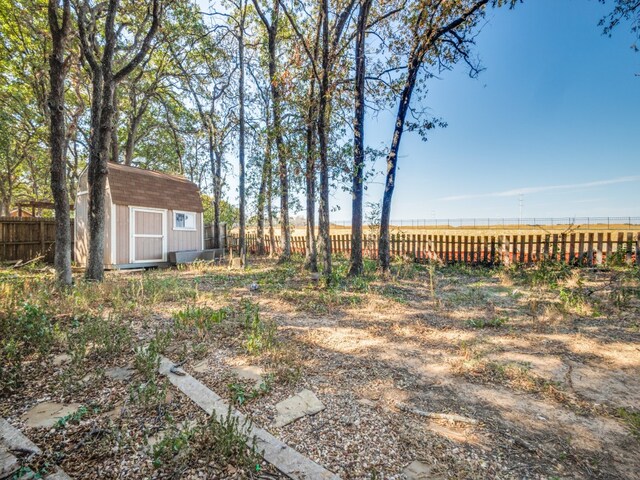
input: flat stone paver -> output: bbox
[105,367,134,381]
[231,365,264,387]
[274,389,325,428]
[0,447,19,478]
[21,403,81,429]
[403,460,442,479]
[52,354,71,367]
[1,418,72,479]
[158,355,339,480]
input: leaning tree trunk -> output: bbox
[48,0,72,285]
[349,0,372,277]
[379,49,420,272]
[317,0,331,278]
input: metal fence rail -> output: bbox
[330,217,640,229]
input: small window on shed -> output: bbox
[174,211,196,231]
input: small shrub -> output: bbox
[242,302,277,355]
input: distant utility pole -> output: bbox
[518,194,523,227]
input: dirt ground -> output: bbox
[1,257,639,479]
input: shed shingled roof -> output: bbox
[106,162,203,212]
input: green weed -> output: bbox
[242,301,277,355]
[616,407,640,438]
[466,317,508,329]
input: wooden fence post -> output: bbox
[596,233,603,265]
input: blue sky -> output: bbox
[330,0,640,221]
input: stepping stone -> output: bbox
[0,447,18,478]
[192,360,209,373]
[52,354,71,367]
[105,367,134,381]
[1,418,71,480]
[274,389,325,428]
[21,403,81,429]
[231,365,264,387]
[403,460,442,479]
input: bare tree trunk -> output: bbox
[304,86,318,272]
[254,0,290,261]
[86,77,114,281]
[48,0,72,285]
[349,0,372,277]
[379,50,420,272]
[256,116,272,256]
[238,3,247,267]
[317,0,331,278]
[211,146,221,250]
[267,156,276,257]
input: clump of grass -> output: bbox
[454,355,575,407]
[466,317,508,329]
[263,344,303,384]
[131,329,172,407]
[242,301,277,355]
[153,406,262,475]
[173,305,229,335]
[67,313,132,363]
[616,407,640,438]
[515,260,572,288]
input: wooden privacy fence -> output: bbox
[0,217,64,263]
[230,231,640,266]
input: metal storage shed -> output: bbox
[75,163,204,269]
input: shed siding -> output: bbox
[116,204,130,264]
[103,187,112,265]
[167,209,201,252]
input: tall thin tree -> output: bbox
[48,0,72,285]
[253,0,292,262]
[348,0,373,276]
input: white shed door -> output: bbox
[130,208,166,263]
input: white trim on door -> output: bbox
[201,213,204,250]
[129,206,167,263]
